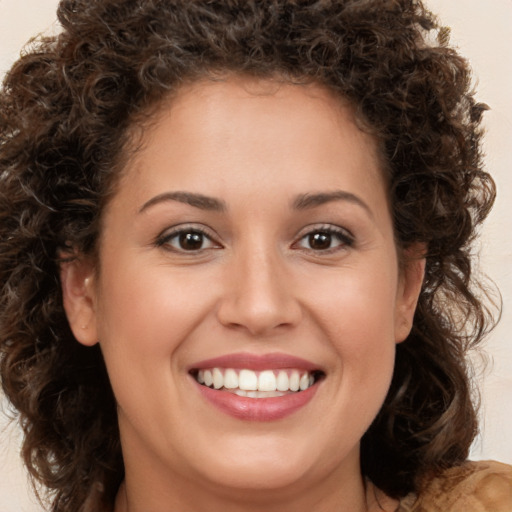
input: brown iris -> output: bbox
[308,232,333,250]
[179,232,205,250]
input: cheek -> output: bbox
[309,264,399,344]
[95,258,216,368]
[307,265,398,393]
[93,261,217,439]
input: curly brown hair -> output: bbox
[0,0,497,510]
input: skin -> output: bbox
[61,77,425,512]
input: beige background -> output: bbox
[0,0,511,510]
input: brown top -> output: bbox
[100,460,512,512]
[397,460,512,512]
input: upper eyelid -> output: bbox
[154,222,354,247]
[295,223,354,239]
[292,225,356,253]
[156,224,221,245]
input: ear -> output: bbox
[394,244,426,343]
[60,254,99,346]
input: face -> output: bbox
[62,77,424,506]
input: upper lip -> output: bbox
[189,352,323,373]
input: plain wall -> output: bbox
[1,0,511,510]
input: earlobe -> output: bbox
[60,255,99,346]
[395,245,426,344]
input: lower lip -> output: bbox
[194,380,319,421]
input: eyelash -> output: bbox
[293,225,355,254]
[155,224,354,254]
[156,225,220,252]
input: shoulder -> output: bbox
[399,460,512,512]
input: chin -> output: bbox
[201,459,311,492]
[185,433,335,493]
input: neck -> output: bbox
[114,460,398,512]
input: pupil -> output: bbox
[179,232,203,250]
[309,232,331,250]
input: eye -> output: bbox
[295,226,354,252]
[156,226,220,252]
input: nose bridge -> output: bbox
[217,239,300,335]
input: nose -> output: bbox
[216,248,302,337]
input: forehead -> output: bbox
[114,77,387,209]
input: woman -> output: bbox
[0,1,510,511]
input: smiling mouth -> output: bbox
[192,368,325,398]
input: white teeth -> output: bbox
[244,390,287,398]
[276,371,290,391]
[203,369,213,387]
[289,371,300,392]
[195,367,319,395]
[266,390,287,398]
[212,368,223,389]
[239,369,258,391]
[258,370,276,391]
[224,368,238,389]
[299,372,309,391]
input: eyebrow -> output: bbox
[139,191,227,213]
[139,189,372,217]
[292,191,373,217]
